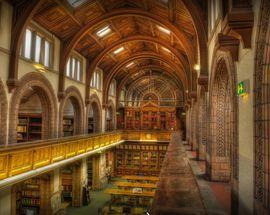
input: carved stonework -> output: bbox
[254,0,270,212]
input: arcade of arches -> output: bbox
[0,0,268,214]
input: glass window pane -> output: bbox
[24,29,32,59]
[35,35,41,63]
[72,58,76,78]
[77,60,81,81]
[93,72,96,88]
[44,41,50,67]
[90,77,93,87]
[66,58,71,77]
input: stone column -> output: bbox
[40,174,52,215]
[92,153,108,190]
[72,163,83,207]
[0,187,12,215]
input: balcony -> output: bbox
[0,130,172,188]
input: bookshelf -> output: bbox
[88,117,94,133]
[114,141,168,176]
[61,168,72,203]
[63,117,74,137]
[17,114,42,142]
[16,178,41,215]
[124,107,176,130]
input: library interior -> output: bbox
[0,0,268,214]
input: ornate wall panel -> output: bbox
[208,51,238,183]
[197,92,207,160]
[254,0,270,212]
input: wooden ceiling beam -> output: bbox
[60,9,195,79]
[102,50,189,106]
[55,0,106,50]
[168,0,176,23]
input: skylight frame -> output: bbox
[157,25,171,35]
[113,47,124,55]
[67,0,88,8]
[96,25,112,38]
[126,62,135,68]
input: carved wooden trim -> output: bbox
[102,51,188,106]
[222,5,254,48]
[217,33,240,61]
[197,74,208,92]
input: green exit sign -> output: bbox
[237,80,249,96]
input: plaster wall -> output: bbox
[207,1,259,213]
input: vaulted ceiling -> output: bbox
[10,0,207,106]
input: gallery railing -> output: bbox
[0,130,171,181]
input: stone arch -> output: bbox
[0,79,8,145]
[86,94,102,133]
[9,72,58,144]
[207,50,238,183]
[254,0,270,212]
[59,86,85,137]
[106,100,116,131]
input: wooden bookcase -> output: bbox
[61,168,73,203]
[88,117,94,133]
[124,106,176,131]
[17,114,42,142]
[63,117,74,137]
[16,178,41,215]
[114,141,168,176]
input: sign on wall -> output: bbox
[237,79,250,96]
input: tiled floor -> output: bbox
[185,145,231,215]
[66,182,113,215]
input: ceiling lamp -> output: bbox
[113,47,124,54]
[126,62,134,68]
[96,25,111,37]
[194,64,200,71]
[157,25,170,35]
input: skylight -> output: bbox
[96,26,111,38]
[126,62,134,68]
[67,0,88,8]
[157,25,170,35]
[162,47,171,53]
[113,47,124,54]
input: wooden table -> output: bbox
[122,175,159,182]
[114,181,157,189]
[105,188,155,197]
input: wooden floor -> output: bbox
[151,132,207,215]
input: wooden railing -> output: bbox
[0,130,171,181]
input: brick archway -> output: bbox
[0,79,8,145]
[59,86,85,137]
[86,94,102,133]
[9,73,58,144]
[207,50,238,184]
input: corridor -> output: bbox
[0,0,268,214]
